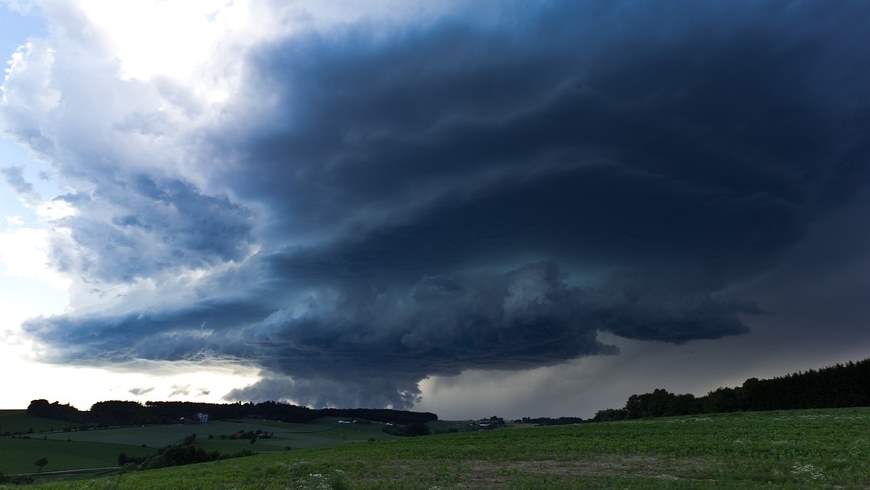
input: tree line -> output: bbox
[593,358,870,421]
[27,399,437,426]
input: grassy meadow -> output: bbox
[38,418,396,451]
[0,411,78,435]
[0,417,395,478]
[2,407,868,488]
[0,438,153,475]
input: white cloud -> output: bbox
[1,0,35,15]
[0,226,67,286]
[5,214,24,226]
[35,198,74,220]
[1,41,60,111]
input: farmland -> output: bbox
[38,418,396,451]
[4,406,870,488]
[0,417,396,478]
[0,438,153,475]
[0,411,79,435]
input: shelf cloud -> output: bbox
[6,0,870,408]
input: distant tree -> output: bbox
[404,422,431,436]
[594,358,870,420]
[34,457,48,473]
[592,409,628,422]
[27,399,81,422]
[28,398,438,427]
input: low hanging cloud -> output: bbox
[169,384,191,397]
[128,387,154,396]
[7,1,870,408]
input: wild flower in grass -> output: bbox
[791,463,825,481]
[293,470,349,490]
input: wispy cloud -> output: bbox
[1,166,41,206]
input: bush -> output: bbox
[137,436,254,470]
[118,452,146,466]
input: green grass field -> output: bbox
[0,438,153,474]
[0,410,79,435]
[5,407,870,488]
[39,417,395,451]
[0,417,396,477]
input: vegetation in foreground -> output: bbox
[10,406,870,489]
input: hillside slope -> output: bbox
[14,406,870,489]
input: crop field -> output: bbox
[6,407,870,488]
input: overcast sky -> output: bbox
[1,0,869,419]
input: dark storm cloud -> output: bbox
[220,1,859,239]
[49,176,254,282]
[28,257,757,408]
[21,0,870,407]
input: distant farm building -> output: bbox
[476,416,505,430]
[178,413,209,424]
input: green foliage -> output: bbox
[595,359,870,421]
[24,399,437,427]
[26,401,82,423]
[136,432,253,471]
